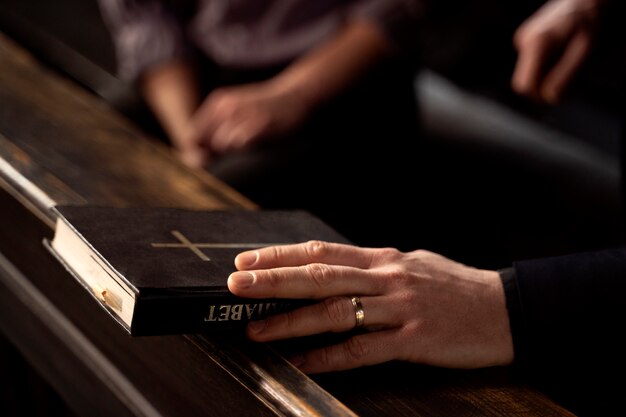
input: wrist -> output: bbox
[270,71,320,117]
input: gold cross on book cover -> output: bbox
[151,230,287,261]
[44,206,348,336]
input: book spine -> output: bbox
[130,295,307,336]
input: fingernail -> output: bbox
[236,251,258,268]
[229,272,255,288]
[248,320,266,333]
[288,354,305,368]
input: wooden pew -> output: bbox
[0,33,575,417]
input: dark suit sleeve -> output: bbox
[500,249,626,415]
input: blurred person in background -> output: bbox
[98,0,426,248]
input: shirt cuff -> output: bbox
[498,267,527,366]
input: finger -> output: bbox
[192,92,232,146]
[210,118,261,153]
[540,31,591,103]
[177,147,211,169]
[229,116,268,150]
[228,263,380,298]
[189,109,218,148]
[247,295,391,341]
[235,241,376,270]
[224,123,254,151]
[511,32,554,98]
[175,124,213,168]
[210,121,238,153]
[289,329,405,374]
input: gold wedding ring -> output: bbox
[350,296,365,329]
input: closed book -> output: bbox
[45,206,348,336]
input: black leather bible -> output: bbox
[45,206,348,336]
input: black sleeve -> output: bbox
[500,249,626,415]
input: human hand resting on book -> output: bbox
[228,241,514,374]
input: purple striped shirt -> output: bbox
[97,0,424,80]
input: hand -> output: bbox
[228,241,514,374]
[186,80,310,155]
[511,0,606,103]
[138,60,211,168]
[172,131,213,169]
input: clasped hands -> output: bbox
[176,79,310,168]
[228,241,514,374]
